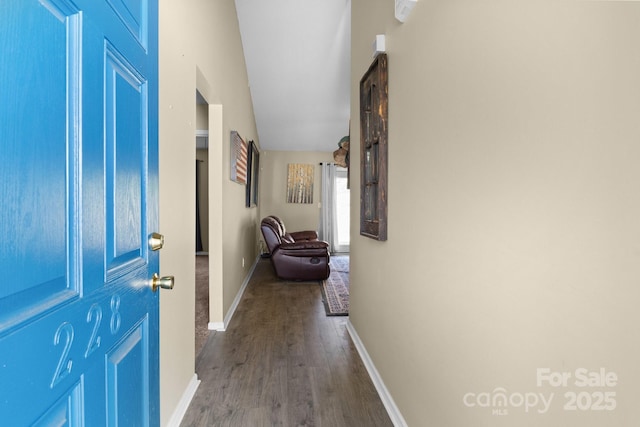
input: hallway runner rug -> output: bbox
[321,255,349,316]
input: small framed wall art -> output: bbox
[286,163,314,204]
[230,130,248,184]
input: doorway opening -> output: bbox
[195,89,210,355]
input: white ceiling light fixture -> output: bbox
[395,0,417,23]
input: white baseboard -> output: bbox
[221,256,258,328]
[346,321,408,427]
[208,321,225,331]
[165,373,201,427]
[206,256,259,332]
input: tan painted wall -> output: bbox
[158,0,259,424]
[196,102,208,130]
[258,150,334,239]
[351,1,640,425]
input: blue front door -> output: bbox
[0,0,160,425]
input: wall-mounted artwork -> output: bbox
[360,53,388,240]
[230,131,248,184]
[286,163,314,204]
[246,141,259,207]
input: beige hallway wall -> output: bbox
[350,1,640,425]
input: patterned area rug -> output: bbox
[321,255,349,316]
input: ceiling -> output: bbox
[234,0,351,152]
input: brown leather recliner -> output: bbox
[267,215,318,242]
[261,216,330,280]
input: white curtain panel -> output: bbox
[319,163,338,253]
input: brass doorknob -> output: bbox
[151,273,174,292]
[149,232,165,251]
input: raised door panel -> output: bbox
[105,45,147,278]
[0,0,80,333]
[106,320,150,426]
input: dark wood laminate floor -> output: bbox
[180,259,393,427]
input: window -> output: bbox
[335,167,350,252]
